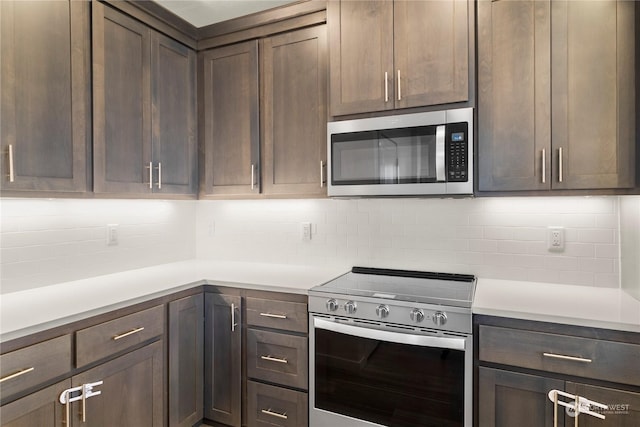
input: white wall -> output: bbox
[620,196,640,299]
[196,196,621,287]
[0,196,628,294]
[0,199,196,293]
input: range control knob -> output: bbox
[326,299,339,312]
[375,304,390,319]
[344,301,357,314]
[433,311,448,326]
[410,308,425,323]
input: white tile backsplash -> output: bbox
[196,196,624,288]
[1,195,635,294]
[0,199,196,293]
[620,196,640,300]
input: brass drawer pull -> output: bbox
[261,408,288,420]
[112,327,145,341]
[0,367,34,383]
[543,352,592,363]
[261,355,288,364]
[259,312,288,319]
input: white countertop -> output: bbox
[473,278,640,333]
[2,263,639,343]
[0,260,349,342]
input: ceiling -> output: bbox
[154,0,299,28]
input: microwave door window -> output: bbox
[382,128,437,183]
[332,131,380,185]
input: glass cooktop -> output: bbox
[311,267,476,308]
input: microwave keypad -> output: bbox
[447,128,468,182]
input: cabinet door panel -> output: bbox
[551,0,635,190]
[71,341,164,427]
[204,293,242,426]
[0,0,90,192]
[262,25,327,196]
[169,294,204,427]
[478,367,564,427]
[0,380,70,427]
[328,0,393,115]
[394,0,469,108]
[477,0,551,191]
[202,41,259,196]
[565,383,640,427]
[152,33,197,195]
[93,2,152,193]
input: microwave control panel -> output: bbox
[446,122,468,182]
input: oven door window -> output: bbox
[315,328,465,427]
[331,126,440,185]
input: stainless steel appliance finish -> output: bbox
[327,108,473,197]
[309,267,476,427]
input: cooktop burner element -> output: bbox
[309,266,477,334]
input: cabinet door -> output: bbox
[70,341,164,427]
[394,0,469,109]
[262,25,327,196]
[0,0,90,193]
[478,367,564,427]
[152,32,197,195]
[93,2,152,194]
[204,293,242,426]
[328,0,393,116]
[565,382,640,427]
[477,0,551,191]
[201,41,259,196]
[0,380,70,427]
[551,0,635,190]
[169,294,204,427]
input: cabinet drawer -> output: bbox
[247,329,308,390]
[0,335,71,401]
[247,380,308,427]
[246,297,307,333]
[479,325,640,386]
[76,305,164,367]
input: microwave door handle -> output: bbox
[435,125,446,182]
[313,317,465,351]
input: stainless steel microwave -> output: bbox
[327,108,473,197]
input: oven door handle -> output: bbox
[313,317,466,351]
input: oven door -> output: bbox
[309,316,472,427]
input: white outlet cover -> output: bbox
[547,226,565,252]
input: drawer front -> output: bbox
[76,305,164,368]
[0,335,72,401]
[247,329,308,390]
[247,380,308,427]
[246,297,307,333]
[479,325,640,386]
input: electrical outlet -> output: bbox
[301,222,312,241]
[547,226,564,252]
[106,224,119,246]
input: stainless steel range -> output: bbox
[308,267,476,427]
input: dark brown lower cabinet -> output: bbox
[478,367,563,427]
[0,380,70,427]
[70,340,164,426]
[204,293,242,426]
[247,381,308,427]
[564,383,640,427]
[169,294,204,427]
[476,316,640,427]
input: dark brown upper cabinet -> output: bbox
[478,0,636,192]
[328,0,471,116]
[93,2,197,196]
[0,0,91,193]
[201,25,328,198]
[201,41,260,197]
[261,25,328,197]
